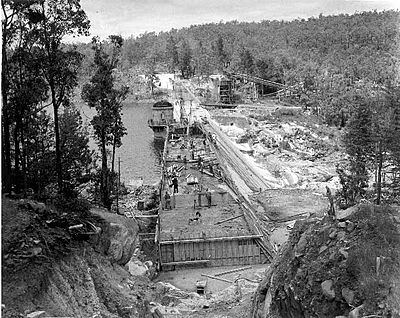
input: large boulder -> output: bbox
[321,280,335,300]
[91,209,140,265]
[126,259,148,276]
[107,222,138,265]
[336,205,359,221]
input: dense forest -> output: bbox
[117,10,399,83]
[2,1,400,207]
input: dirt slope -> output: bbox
[1,197,156,318]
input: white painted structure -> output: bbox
[154,73,177,90]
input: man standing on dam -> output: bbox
[172,176,179,193]
[206,188,212,208]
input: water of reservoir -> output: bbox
[78,102,163,186]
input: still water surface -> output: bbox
[79,102,163,185]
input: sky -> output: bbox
[70,0,400,42]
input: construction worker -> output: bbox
[172,176,179,193]
[164,191,171,210]
[206,188,212,208]
[326,186,335,217]
[195,210,202,219]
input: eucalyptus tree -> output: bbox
[1,0,39,192]
[1,0,49,193]
[34,0,90,194]
[82,36,128,210]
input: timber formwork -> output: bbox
[157,131,273,271]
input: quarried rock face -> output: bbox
[251,204,400,318]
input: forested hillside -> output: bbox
[117,10,399,84]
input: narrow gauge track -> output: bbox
[206,119,277,192]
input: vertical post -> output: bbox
[117,157,120,214]
[187,100,192,136]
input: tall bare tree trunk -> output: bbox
[2,26,12,193]
[2,109,12,193]
[20,121,28,195]
[111,137,116,177]
[14,119,21,193]
[376,140,383,205]
[50,86,63,194]
[101,131,110,210]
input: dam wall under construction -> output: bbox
[155,126,275,271]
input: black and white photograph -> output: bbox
[1,0,400,317]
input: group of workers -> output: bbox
[164,186,212,211]
[163,136,215,224]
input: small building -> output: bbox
[148,100,174,140]
[155,73,177,90]
[209,74,234,104]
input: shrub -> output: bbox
[347,205,400,310]
[54,195,91,214]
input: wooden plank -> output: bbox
[221,240,225,265]
[231,240,235,260]
[233,241,238,265]
[186,242,190,261]
[214,266,253,277]
[160,234,263,245]
[224,241,229,266]
[214,214,244,225]
[228,241,233,265]
[239,243,244,265]
[180,243,185,262]
[162,245,172,263]
[182,243,187,262]
[194,242,199,260]
[217,242,222,266]
[201,274,233,284]
[223,241,228,265]
[249,244,255,264]
[212,242,217,260]
[246,240,250,264]
[162,259,210,266]
[161,245,166,263]
[172,242,177,262]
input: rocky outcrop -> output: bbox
[252,204,400,318]
[91,208,140,265]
